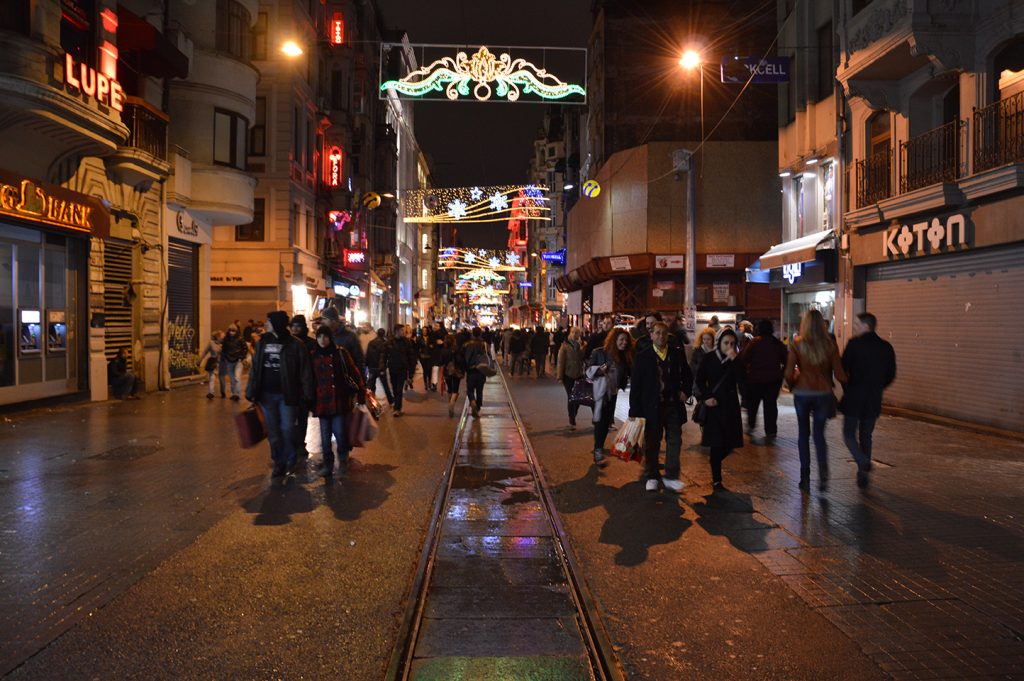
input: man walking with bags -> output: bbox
[629,322,694,493]
[841,312,896,488]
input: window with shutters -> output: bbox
[103,240,134,362]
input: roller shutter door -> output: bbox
[167,238,199,379]
[103,240,134,362]
[865,244,1024,432]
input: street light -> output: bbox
[281,40,303,57]
[677,47,705,335]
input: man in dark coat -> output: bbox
[289,315,318,461]
[738,320,788,439]
[365,328,394,406]
[385,324,417,416]
[246,311,315,478]
[529,325,550,377]
[629,322,694,493]
[463,328,489,418]
[841,312,896,488]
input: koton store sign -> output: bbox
[883,212,970,259]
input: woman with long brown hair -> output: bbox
[586,327,634,465]
[784,309,847,491]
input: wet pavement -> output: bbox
[507,373,1024,680]
[403,380,597,680]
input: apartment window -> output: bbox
[306,211,315,251]
[306,118,314,172]
[61,0,95,65]
[816,22,834,102]
[249,96,266,156]
[251,12,268,60]
[293,107,301,166]
[869,111,891,157]
[213,108,248,170]
[0,1,31,34]
[236,199,265,241]
[216,0,251,62]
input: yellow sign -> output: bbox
[0,171,109,237]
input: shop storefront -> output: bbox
[165,208,212,381]
[758,229,838,341]
[0,171,109,406]
[849,205,1024,432]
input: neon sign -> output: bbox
[330,13,345,45]
[344,249,367,266]
[327,147,343,187]
[380,46,586,102]
[63,53,124,112]
[782,263,802,284]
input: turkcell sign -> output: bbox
[720,56,790,84]
[541,249,566,266]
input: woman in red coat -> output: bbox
[311,325,365,477]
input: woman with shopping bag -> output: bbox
[556,327,587,430]
[586,328,634,465]
[310,325,365,478]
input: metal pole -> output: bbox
[684,150,697,335]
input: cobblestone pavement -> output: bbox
[506,373,1024,681]
[0,377,457,679]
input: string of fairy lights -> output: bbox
[401,185,549,224]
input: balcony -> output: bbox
[899,119,966,194]
[104,97,172,188]
[855,151,893,209]
[973,90,1024,173]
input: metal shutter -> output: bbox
[103,240,134,362]
[167,238,199,379]
[866,244,1024,432]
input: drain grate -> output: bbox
[90,444,162,461]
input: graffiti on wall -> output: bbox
[168,314,198,377]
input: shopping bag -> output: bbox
[346,406,378,448]
[431,365,440,387]
[235,406,266,449]
[569,377,595,408]
[611,417,645,462]
[363,388,383,421]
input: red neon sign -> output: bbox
[344,249,366,266]
[327,147,342,187]
[330,13,345,45]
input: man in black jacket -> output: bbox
[463,328,489,417]
[246,311,314,478]
[629,322,694,493]
[219,324,248,400]
[530,325,550,378]
[841,312,896,488]
[289,315,318,462]
[365,328,394,406]
[386,324,416,416]
[738,320,787,439]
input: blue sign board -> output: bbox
[720,56,790,84]
[541,249,566,266]
[518,281,533,288]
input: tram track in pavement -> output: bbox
[386,368,624,680]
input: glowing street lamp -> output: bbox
[679,49,702,70]
[281,40,304,57]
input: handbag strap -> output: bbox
[703,360,732,401]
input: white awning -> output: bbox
[758,229,836,270]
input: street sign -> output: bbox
[720,56,790,84]
[541,249,566,265]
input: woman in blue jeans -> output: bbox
[310,325,364,478]
[783,310,847,492]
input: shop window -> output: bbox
[816,22,833,103]
[236,198,265,241]
[251,12,267,61]
[216,0,251,62]
[61,0,95,65]
[249,96,266,156]
[0,1,30,34]
[213,108,248,170]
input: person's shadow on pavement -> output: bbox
[691,491,777,553]
[553,466,692,566]
[242,479,316,526]
[322,462,397,522]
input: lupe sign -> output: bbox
[720,56,790,84]
[0,171,109,237]
[63,53,125,112]
[884,212,970,259]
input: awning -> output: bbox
[758,229,836,270]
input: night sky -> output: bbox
[377,0,593,246]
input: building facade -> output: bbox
[836,0,1024,432]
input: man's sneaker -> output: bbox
[316,464,333,478]
[645,479,660,492]
[593,449,606,465]
[271,465,287,478]
[220,393,226,399]
[663,478,684,493]
[393,410,402,417]
[470,400,479,418]
[712,481,725,491]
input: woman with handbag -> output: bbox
[311,325,365,478]
[556,327,586,430]
[587,328,634,465]
[439,333,465,417]
[694,328,745,490]
[784,309,847,491]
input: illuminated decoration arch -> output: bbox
[402,185,549,224]
[438,248,525,272]
[380,45,586,103]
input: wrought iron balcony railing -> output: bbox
[973,90,1024,173]
[900,119,966,193]
[122,97,169,160]
[855,150,893,208]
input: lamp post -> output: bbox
[677,49,704,334]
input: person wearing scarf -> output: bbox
[694,328,745,490]
[311,325,365,477]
